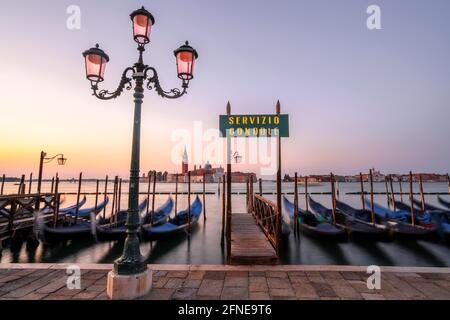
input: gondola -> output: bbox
[364,199,437,237]
[141,197,174,226]
[43,198,148,242]
[96,197,173,241]
[309,197,388,237]
[41,195,87,215]
[438,196,450,210]
[142,196,202,239]
[394,201,437,228]
[65,196,110,219]
[411,197,446,212]
[283,197,346,239]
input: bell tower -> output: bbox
[182,146,189,174]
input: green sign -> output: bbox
[220,114,289,138]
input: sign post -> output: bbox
[220,101,289,261]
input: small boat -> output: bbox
[141,197,174,226]
[364,199,437,237]
[394,201,437,228]
[411,197,445,212]
[142,196,202,239]
[43,198,148,242]
[334,199,389,237]
[96,197,173,241]
[309,197,387,237]
[65,196,110,219]
[438,196,450,210]
[283,197,346,239]
[41,196,87,215]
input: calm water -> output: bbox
[1,181,450,267]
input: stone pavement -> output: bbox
[0,263,450,300]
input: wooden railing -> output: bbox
[0,193,59,234]
[251,194,281,254]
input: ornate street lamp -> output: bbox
[233,151,242,164]
[35,151,67,210]
[82,6,198,295]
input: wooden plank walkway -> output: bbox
[230,212,278,265]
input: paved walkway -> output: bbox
[1,264,450,300]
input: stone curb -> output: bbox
[0,263,449,274]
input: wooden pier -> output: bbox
[230,212,278,265]
[223,101,284,265]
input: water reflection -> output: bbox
[146,228,199,263]
[395,239,447,267]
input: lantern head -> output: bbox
[82,44,109,83]
[174,41,198,81]
[130,6,155,45]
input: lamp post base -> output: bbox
[106,267,152,300]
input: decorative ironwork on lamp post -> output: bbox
[82,6,198,276]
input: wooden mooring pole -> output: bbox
[50,177,55,193]
[330,173,337,225]
[259,178,262,196]
[188,170,191,234]
[359,172,365,211]
[246,176,249,211]
[250,175,255,213]
[94,179,99,210]
[110,176,118,225]
[294,172,299,234]
[28,173,33,194]
[305,176,309,213]
[369,169,375,224]
[118,178,122,212]
[174,173,178,218]
[151,171,156,225]
[146,171,151,217]
[384,176,391,210]
[17,175,25,194]
[103,175,108,220]
[203,172,206,221]
[389,175,396,211]
[221,177,226,247]
[419,175,425,211]
[398,176,404,203]
[74,172,83,224]
[409,171,415,226]
[336,180,340,199]
[1,174,5,195]
[53,177,60,227]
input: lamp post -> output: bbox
[36,151,66,210]
[82,6,197,296]
[232,151,242,164]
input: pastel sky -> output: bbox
[0,0,449,178]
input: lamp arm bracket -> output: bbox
[44,153,64,163]
[91,67,135,100]
[144,67,188,99]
